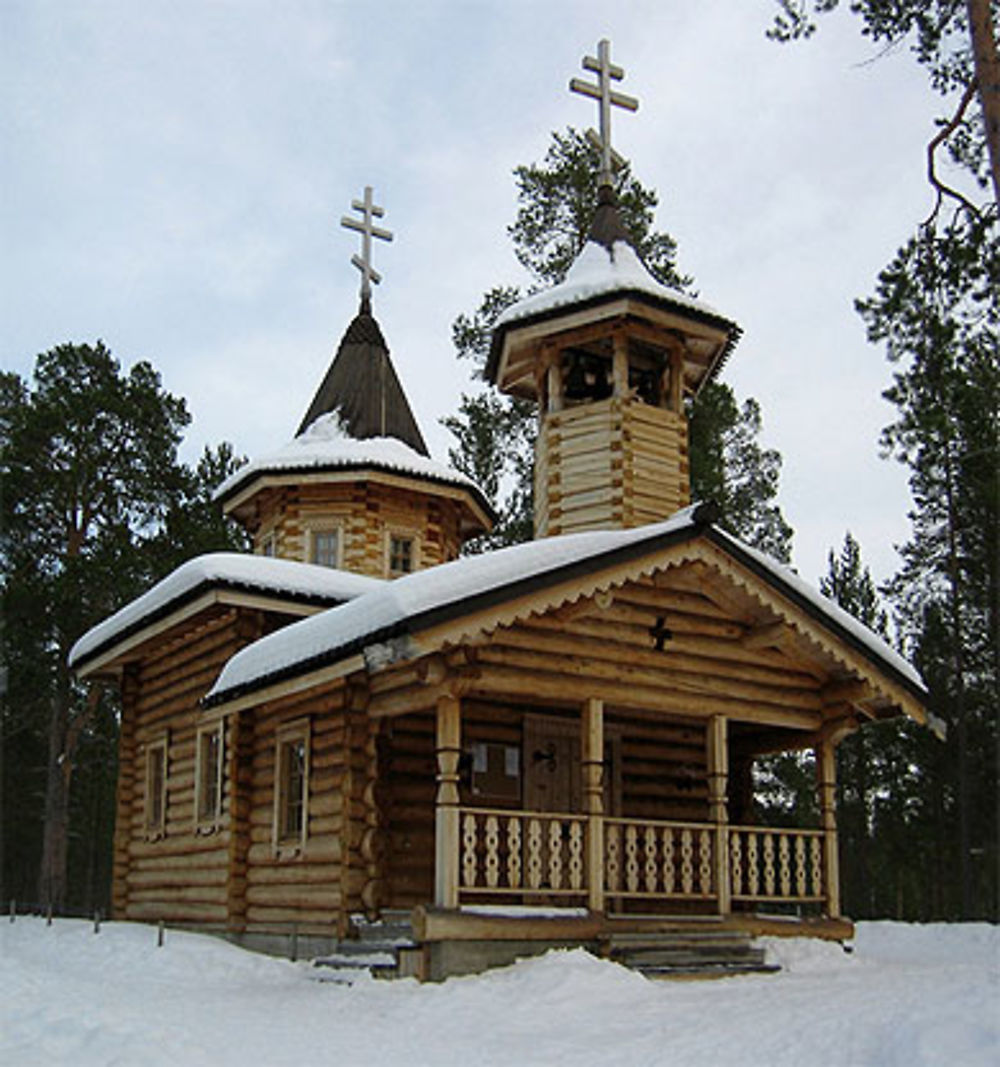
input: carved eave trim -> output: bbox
[690,538,927,725]
[371,538,925,726]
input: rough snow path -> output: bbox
[1,919,996,1066]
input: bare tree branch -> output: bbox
[924,78,982,226]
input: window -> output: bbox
[194,721,224,832]
[388,533,415,577]
[309,528,340,569]
[470,742,521,801]
[145,735,168,839]
[273,720,309,853]
[260,532,276,557]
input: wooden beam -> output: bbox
[481,642,821,712]
[740,622,787,651]
[820,680,875,707]
[508,620,822,692]
[467,664,822,730]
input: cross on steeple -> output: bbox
[341,185,393,312]
[569,39,639,188]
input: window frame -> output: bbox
[305,523,343,570]
[272,718,310,858]
[145,732,169,841]
[258,524,277,558]
[386,527,421,578]
[194,718,225,834]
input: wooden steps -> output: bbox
[603,928,778,979]
[312,911,779,982]
[311,910,419,983]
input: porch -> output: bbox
[426,694,844,927]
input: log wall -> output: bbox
[249,480,464,577]
[242,681,349,937]
[117,609,261,927]
[535,396,689,537]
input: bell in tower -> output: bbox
[486,40,742,538]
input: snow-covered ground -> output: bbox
[2,918,996,1066]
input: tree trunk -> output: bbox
[966,0,1000,204]
[38,687,71,912]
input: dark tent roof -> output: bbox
[297,305,429,456]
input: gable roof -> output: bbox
[204,504,927,717]
[297,307,428,453]
[69,552,384,675]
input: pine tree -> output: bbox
[1,342,244,911]
[446,129,793,558]
[860,219,999,919]
[771,0,1000,921]
[818,533,888,917]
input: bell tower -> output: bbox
[487,40,741,538]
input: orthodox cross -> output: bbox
[569,39,639,188]
[649,615,673,652]
[341,185,393,309]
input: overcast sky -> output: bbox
[2,1,946,588]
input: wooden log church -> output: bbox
[71,41,929,979]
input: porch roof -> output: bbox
[203,504,927,712]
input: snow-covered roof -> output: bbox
[205,505,926,708]
[495,240,732,329]
[69,552,383,671]
[214,414,485,506]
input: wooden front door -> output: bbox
[523,715,620,815]
[524,716,581,814]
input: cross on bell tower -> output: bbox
[341,185,393,312]
[570,38,639,188]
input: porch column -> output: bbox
[434,693,462,909]
[707,715,731,915]
[581,697,605,912]
[816,737,841,919]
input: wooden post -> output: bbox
[707,715,730,915]
[669,347,684,412]
[612,331,629,398]
[816,737,840,918]
[581,697,605,913]
[546,349,563,413]
[434,694,462,909]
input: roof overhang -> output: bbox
[219,463,496,537]
[488,289,742,402]
[204,509,928,726]
[72,582,346,681]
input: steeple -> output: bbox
[488,41,741,538]
[218,187,494,576]
[297,186,428,455]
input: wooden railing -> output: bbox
[454,808,830,910]
[459,808,589,896]
[728,826,826,903]
[604,817,718,900]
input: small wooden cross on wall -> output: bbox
[570,39,639,188]
[341,186,393,310]
[649,615,673,652]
